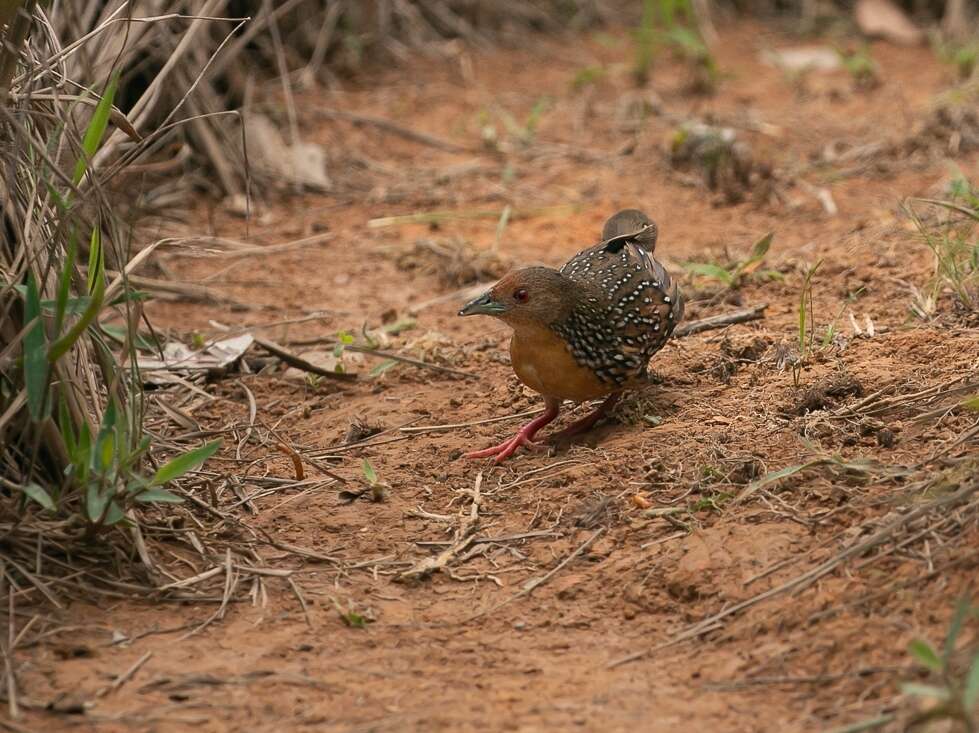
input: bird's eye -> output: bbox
[513,288,529,303]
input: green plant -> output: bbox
[1,2,231,597]
[662,25,719,93]
[906,178,979,316]
[331,330,357,372]
[902,596,979,731]
[362,459,389,502]
[837,45,880,89]
[932,36,979,81]
[797,259,822,357]
[331,596,374,628]
[633,0,715,90]
[633,0,658,84]
[689,489,733,513]
[684,232,777,289]
[570,65,606,91]
[65,398,220,530]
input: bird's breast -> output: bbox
[509,326,613,403]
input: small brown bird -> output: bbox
[459,208,684,461]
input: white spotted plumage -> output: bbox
[553,226,683,387]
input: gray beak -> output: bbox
[459,291,505,317]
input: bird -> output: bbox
[458,208,684,462]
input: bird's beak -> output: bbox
[458,291,505,317]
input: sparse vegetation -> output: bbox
[933,36,979,81]
[3,2,979,731]
[633,0,717,92]
[902,597,979,731]
[837,44,881,89]
[684,232,777,289]
[906,175,979,318]
[0,5,226,587]
[793,260,823,385]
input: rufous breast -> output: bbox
[509,324,614,403]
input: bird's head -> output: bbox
[602,208,657,250]
[458,267,574,328]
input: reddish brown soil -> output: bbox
[12,22,979,733]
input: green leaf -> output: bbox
[58,394,76,457]
[964,652,979,709]
[961,394,979,412]
[337,330,355,345]
[9,286,90,317]
[85,225,102,295]
[74,421,91,484]
[380,317,416,335]
[340,610,367,628]
[150,440,221,486]
[23,273,50,420]
[735,232,775,281]
[85,484,109,523]
[362,459,377,484]
[103,501,125,524]
[684,262,733,284]
[134,487,184,504]
[900,682,951,700]
[735,460,825,503]
[20,483,55,511]
[99,430,116,472]
[72,73,119,187]
[798,260,823,356]
[369,359,398,377]
[54,234,77,334]
[943,596,972,663]
[908,639,943,672]
[750,232,775,260]
[98,323,159,351]
[48,228,106,363]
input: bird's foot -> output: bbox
[464,432,546,462]
[464,403,561,462]
[549,393,621,444]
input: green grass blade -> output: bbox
[150,440,221,486]
[134,488,184,504]
[685,262,733,284]
[85,224,102,294]
[48,228,105,363]
[964,651,979,709]
[942,595,972,663]
[23,273,49,420]
[85,484,108,523]
[735,460,825,503]
[798,260,822,356]
[20,483,55,511]
[58,393,76,457]
[71,73,119,187]
[54,233,77,334]
[748,231,774,262]
[908,638,943,672]
[362,459,377,484]
[899,682,950,700]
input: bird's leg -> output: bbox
[464,399,561,462]
[549,392,621,442]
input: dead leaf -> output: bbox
[630,494,653,509]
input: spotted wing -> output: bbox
[556,238,683,387]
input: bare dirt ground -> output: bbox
[13,21,979,733]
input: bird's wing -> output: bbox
[557,237,683,385]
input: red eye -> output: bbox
[513,288,529,303]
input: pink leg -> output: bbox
[465,399,561,462]
[549,393,621,442]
